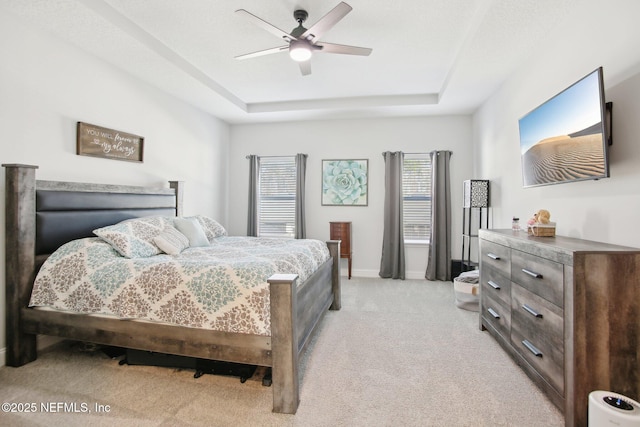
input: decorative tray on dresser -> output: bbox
[478,229,640,427]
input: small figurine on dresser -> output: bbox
[527,209,556,236]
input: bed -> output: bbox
[3,164,341,414]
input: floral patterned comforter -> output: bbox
[30,236,331,336]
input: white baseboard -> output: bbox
[348,269,378,278]
[345,269,430,280]
[405,271,430,280]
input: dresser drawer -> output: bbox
[330,222,351,254]
[511,284,564,394]
[480,269,511,307]
[481,291,511,340]
[329,226,346,240]
[511,250,563,307]
[480,240,511,278]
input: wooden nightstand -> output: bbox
[329,221,352,279]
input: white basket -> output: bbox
[454,273,479,312]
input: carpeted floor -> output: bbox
[0,277,563,426]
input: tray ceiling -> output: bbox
[1,0,590,123]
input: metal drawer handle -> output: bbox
[522,340,543,357]
[522,304,543,318]
[487,280,501,290]
[487,253,500,260]
[522,268,543,279]
[487,308,500,319]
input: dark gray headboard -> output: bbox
[35,185,178,255]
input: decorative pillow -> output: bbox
[174,217,210,247]
[93,216,172,258]
[192,215,227,242]
[153,225,189,255]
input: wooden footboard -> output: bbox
[268,241,341,413]
[3,163,341,415]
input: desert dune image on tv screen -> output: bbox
[519,70,606,187]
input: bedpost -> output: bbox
[268,273,299,414]
[327,240,342,310]
[3,164,38,366]
[168,180,184,217]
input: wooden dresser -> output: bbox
[330,222,352,279]
[479,229,640,427]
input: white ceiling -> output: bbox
[2,0,581,124]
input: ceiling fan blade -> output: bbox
[316,42,372,56]
[236,9,295,42]
[235,45,289,60]
[299,61,311,76]
[301,2,352,42]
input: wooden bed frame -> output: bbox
[3,164,341,414]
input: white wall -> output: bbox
[0,13,229,363]
[472,1,640,247]
[228,116,473,279]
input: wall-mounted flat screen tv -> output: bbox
[519,67,610,188]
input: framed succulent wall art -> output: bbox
[322,159,368,206]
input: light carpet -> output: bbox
[0,277,563,426]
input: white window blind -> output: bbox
[403,153,432,242]
[258,156,296,238]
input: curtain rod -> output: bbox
[245,155,303,159]
[380,151,453,156]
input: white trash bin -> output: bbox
[589,390,640,426]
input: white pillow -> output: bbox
[93,216,173,258]
[153,226,190,255]
[174,217,210,247]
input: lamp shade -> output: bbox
[289,40,312,62]
[463,180,490,208]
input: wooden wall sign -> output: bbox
[77,122,144,163]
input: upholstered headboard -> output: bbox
[35,184,178,255]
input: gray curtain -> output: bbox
[295,153,307,239]
[247,155,259,237]
[426,150,452,281]
[379,151,405,279]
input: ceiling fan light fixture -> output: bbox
[289,40,312,62]
[236,3,372,75]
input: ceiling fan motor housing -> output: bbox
[293,9,308,24]
[291,10,309,39]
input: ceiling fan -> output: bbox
[235,2,372,76]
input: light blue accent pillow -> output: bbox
[174,217,210,247]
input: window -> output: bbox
[403,153,431,243]
[258,156,296,238]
